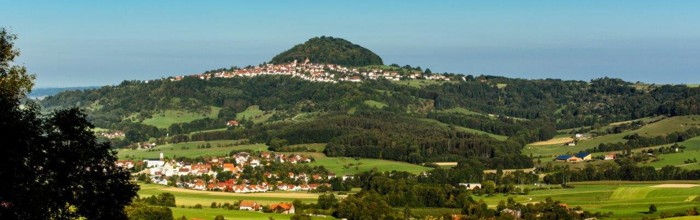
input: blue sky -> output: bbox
[2,1,699,87]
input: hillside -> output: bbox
[270,36,383,66]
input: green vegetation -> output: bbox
[143,106,220,129]
[118,141,266,159]
[270,36,383,66]
[171,207,332,220]
[418,118,508,141]
[524,115,700,157]
[648,136,700,169]
[311,156,433,176]
[391,79,447,88]
[363,100,387,109]
[437,107,483,116]
[235,105,274,124]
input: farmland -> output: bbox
[139,184,337,220]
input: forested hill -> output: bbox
[270,36,383,66]
[39,73,700,169]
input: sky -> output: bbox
[2,1,699,87]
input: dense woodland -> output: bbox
[270,36,383,66]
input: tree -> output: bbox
[214,215,226,220]
[125,204,174,220]
[0,27,138,219]
[481,180,497,196]
[649,204,657,213]
[337,192,393,220]
[317,193,339,210]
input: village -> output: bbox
[116,151,348,194]
[169,58,451,83]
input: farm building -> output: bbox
[556,155,571,161]
[575,152,592,161]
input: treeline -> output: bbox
[543,161,700,184]
[589,127,700,153]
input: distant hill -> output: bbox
[270,36,383,66]
[29,86,98,99]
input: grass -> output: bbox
[436,107,483,116]
[468,181,700,219]
[138,184,335,219]
[363,100,387,109]
[646,136,700,169]
[392,79,447,88]
[143,106,221,129]
[309,155,432,176]
[118,140,267,159]
[236,105,274,124]
[419,118,508,141]
[687,84,700,88]
[524,115,700,157]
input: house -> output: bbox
[566,141,577,147]
[555,155,572,161]
[222,163,236,172]
[604,153,616,160]
[459,183,482,190]
[575,152,592,161]
[193,179,206,190]
[226,120,239,127]
[270,202,295,214]
[239,200,260,211]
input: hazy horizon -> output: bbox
[3,1,699,87]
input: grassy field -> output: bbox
[363,100,387,109]
[419,118,508,141]
[139,184,335,219]
[437,107,483,116]
[392,79,448,88]
[308,154,432,176]
[143,106,221,128]
[687,84,700,88]
[646,136,700,169]
[469,181,700,219]
[118,141,267,159]
[142,181,700,219]
[236,105,274,124]
[524,116,700,157]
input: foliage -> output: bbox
[125,203,174,220]
[270,36,383,66]
[0,27,138,219]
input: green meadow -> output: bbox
[138,184,335,220]
[236,105,275,124]
[646,136,700,169]
[418,118,509,141]
[468,181,700,219]
[118,141,267,159]
[363,100,387,109]
[310,156,432,176]
[142,106,221,129]
[524,115,700,157]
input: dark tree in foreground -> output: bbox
[0,28,138,219]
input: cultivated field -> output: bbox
[471,181,700,219]
[646,136,700,169]
[307,154,432,175]
[138,184,336,219]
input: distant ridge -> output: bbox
[270,36,383,66]
[30,86,98,99]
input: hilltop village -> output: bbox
[169,58,452,83]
